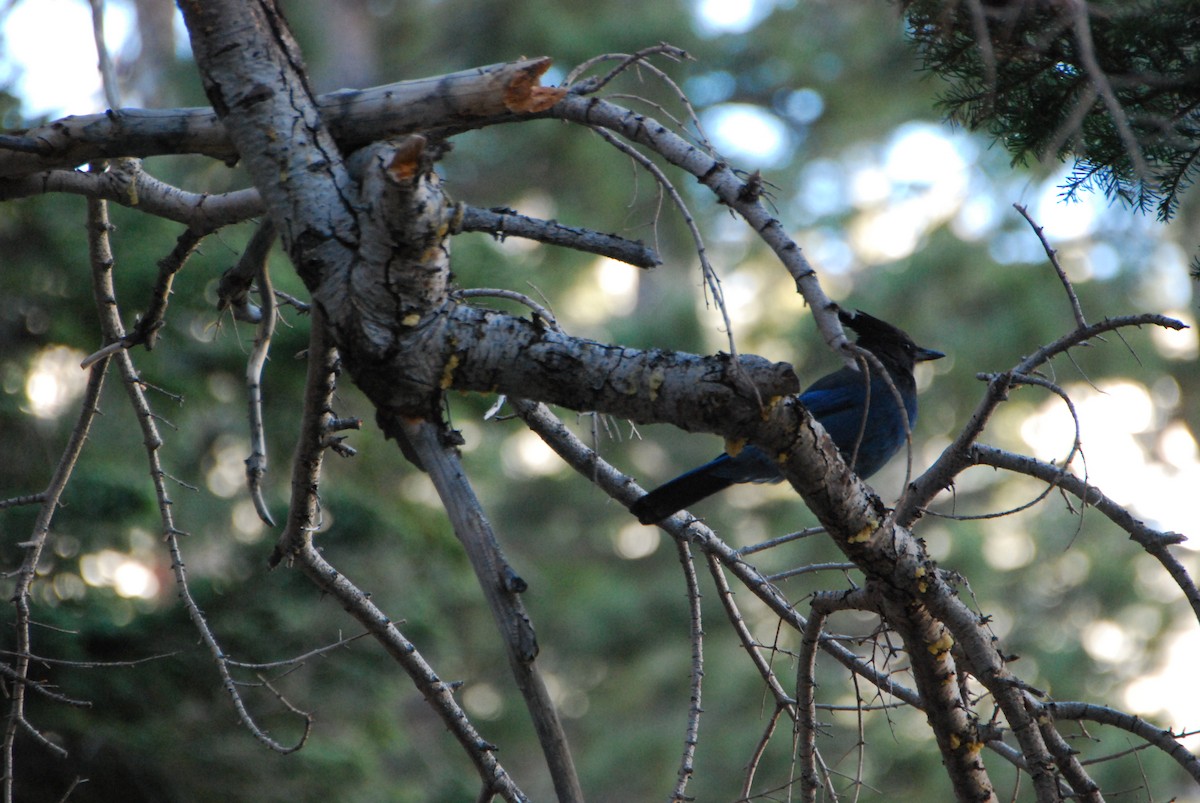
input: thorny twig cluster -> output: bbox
[0,5,1197,803]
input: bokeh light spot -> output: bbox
[613,522,660,560]
[25,346,88,420]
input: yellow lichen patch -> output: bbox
[949,733,961,750]
[760,395,783,419]
[914,565,928,593]
[647,368,666,401]
[439,354,460,389]
[848,521,876,544]
[724,438,747,457]
[402,313,421,326]
[927,631,954,655]
[447,202,466,232]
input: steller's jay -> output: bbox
[630,309,944,524]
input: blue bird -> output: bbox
[630,309,944,524]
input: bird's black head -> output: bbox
[838,308,944,371]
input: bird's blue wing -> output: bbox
[799,366,866,419]
[703,446,782,484]
[800,366,914,478]
[629,446,781,523]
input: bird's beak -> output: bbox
[916,347,945,362]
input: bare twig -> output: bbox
[705,553,796,712]
[566,44,690,97]
[271,303,338,567]
[0,663,91,707]
[225,632,368,670]
[291,537,527,799]
[924,370,1085,525]
[740,706,788,800]
[454,288,559,330]
[589,126,740,361]
[900,313,1187,526]
[455,205,661,268]
[245,241,277,526]
[86,194,303,755]
[0,494,47,510]
[796,607,829,802]
[4,330,109,801]
[1014,203,1087,328]
[80,224,207,368]
[1043,700,1200,782]
[737,527,826,556]
[973,445,1198,625]
[767,562,857,583]
[393,417,582,803]
[671,539,703,802]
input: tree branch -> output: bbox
[0,58,563,178]
[393,417,583,803]
[1043,700,1200,783]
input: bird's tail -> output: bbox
[630,464,736,524]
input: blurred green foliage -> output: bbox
[0,1,1197,800]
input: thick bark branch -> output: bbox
[0,58,560,178]
[360,298,799,423]
[177,0,360,327]
[884,597,997,802]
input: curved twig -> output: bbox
[245,243,277,526]
[0,165,265,229]
[900,313,1186,526]
[80,222,207,369]
[454,287,559,330]
[566,44,690,98]
[973,445,1199,625]
[1014,203,1087,328]
[588,126,742,360]
[922,370,1086,524]
[1042,700,1200,782]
